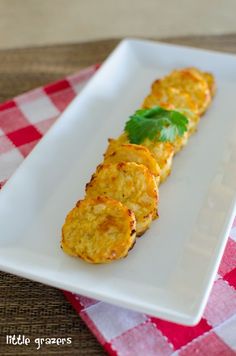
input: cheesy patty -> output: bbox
[104,143,161,186]
[105,133,174,183]
[152,68,211,115]
[86,162,158,236]
[61,196,136,263]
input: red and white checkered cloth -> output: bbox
[0,65,236,356]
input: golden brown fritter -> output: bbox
[86,162,158,236]
[61,196,136,263]
[105,133,174,183]
[152,68,211,115]
[104,143,161,186]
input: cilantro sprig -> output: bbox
[125,106,189,144]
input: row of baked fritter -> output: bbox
[61,67,215,263]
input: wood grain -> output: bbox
[1,34,236,103]
[0,35,235,355]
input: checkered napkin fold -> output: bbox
[0,65,235,356]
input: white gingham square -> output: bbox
[17,92,59,124]
[84,302,147,341]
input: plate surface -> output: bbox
[0,39,236,325]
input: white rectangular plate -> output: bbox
[1,39,236,325]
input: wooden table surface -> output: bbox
[0,35,236,355]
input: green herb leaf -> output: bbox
[124,106,189,144]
